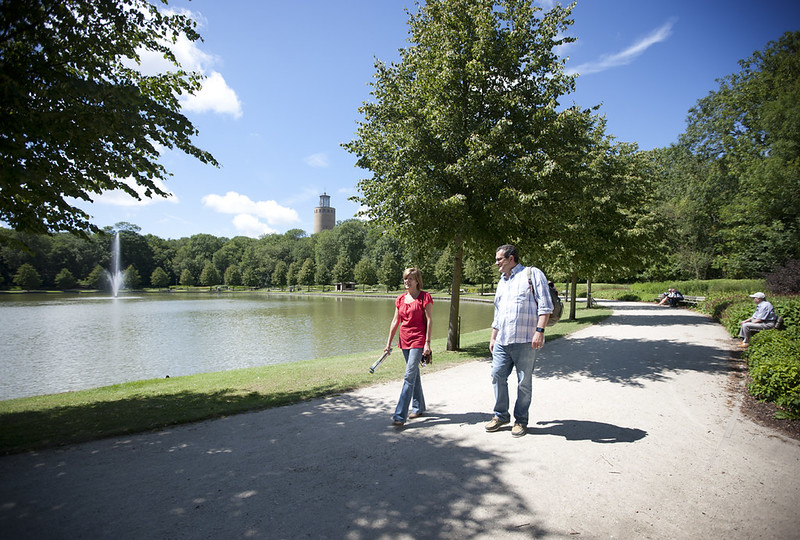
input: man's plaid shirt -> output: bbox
[492,263,553,346]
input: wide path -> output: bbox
[1,302,798,539]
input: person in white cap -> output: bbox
[738,292,777,347]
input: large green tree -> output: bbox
[345,0,580,349]
[0,0,218,236]
[678,31,800,277]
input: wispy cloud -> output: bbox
[202,191,300,238]
[565,19,676,76]
[94,178,178,207]
[304,153,330,168]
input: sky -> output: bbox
[70,0,800,240]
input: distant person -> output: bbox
[385,267,433,426]
[668,289,683,307]
[486,244,553,438]
[738,292,777,348]
[657,288,683,307]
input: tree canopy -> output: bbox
[657,31,800,278]
[0,0,218,236]
[345,0,583,349]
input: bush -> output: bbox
[703,293,800,418]
[766,259,800,295]
[618,294,640,301]
[747,328,800,418]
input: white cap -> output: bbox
[749,292,766,299]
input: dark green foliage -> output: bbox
[54,268,77,289]
[747,328,800,419]
[13,263,41,290]
[766,259,800,295]
[618,294,640,302]
[0,0,218,235]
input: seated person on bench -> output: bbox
[738,292,777,348]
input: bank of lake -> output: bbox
[0,295,610,455]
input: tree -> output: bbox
[678,31,800,277]
[224,264,242,287]
[464,255,495,294]
[14,263,41,290]
[179,268,195,287]
[150,266,170,288]
[297,258,315,291]
[332,255,354,284]
[272,260,288,289]
[379,253,402,292]
[199,261,220,287]
[345,0,580,349]
[83,264,104,289]
[354,258,378,291]
[54,268,77,289]
[124,264,141,290]
[242,267,260,288]
[0,0,218,236]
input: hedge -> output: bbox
[697,294,800,419]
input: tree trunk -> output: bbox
[447,239,464,351]
[586,277,593,308]
[569,270,578,320]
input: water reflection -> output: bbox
[0,293,492,400]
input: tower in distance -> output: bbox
[313,193,335,234]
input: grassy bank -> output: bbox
[0,308,610,454]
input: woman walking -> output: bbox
[385,267,432,426]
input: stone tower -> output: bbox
[313,193,335,233]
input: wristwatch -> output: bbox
[535,327,545,333]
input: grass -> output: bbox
[0,307,610,454]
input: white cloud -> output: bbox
[232,214,277,237]
[565,19,676,76]
[181,71,243,118]
[131,9,242,119]
[202,192,300,236]
[304,153,330,168]
[95,178,178,207]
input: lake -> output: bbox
[0,292,493,400]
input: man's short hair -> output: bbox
[496,244,518,263]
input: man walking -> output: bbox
[486,244,553,437]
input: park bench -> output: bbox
[680,295,706,305]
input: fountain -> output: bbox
[105,232,125,297]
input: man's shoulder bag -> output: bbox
[527,267,563,326]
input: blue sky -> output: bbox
[73,0,800,240]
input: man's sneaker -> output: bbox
[512,423,527,438]
[485,417,509,432]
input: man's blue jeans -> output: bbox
[491,342,538,426]
[393,348,426,422]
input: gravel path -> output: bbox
[1,301,798,539]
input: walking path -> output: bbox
[1,302,798,539]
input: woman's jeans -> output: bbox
[393,348,426,422]
[490,342,538,426]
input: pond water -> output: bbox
[0,293,493,400]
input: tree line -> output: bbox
[0,220,498,292]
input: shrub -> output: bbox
[618,294,640,301]
[747,328,800,418]
[699,292,800,418]
[766,259,800,295]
